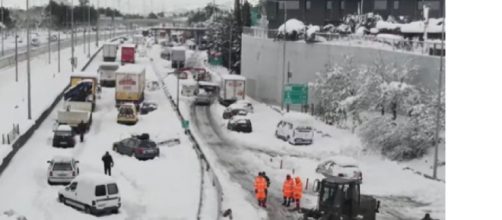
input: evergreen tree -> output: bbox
[241,0,252,27]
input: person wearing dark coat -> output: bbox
[102,151,114,176]
[78,120,86,142]
[421,213,433,220]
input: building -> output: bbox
[265,0,445,29]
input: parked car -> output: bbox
[275,112,314,145]
[222,106,248,119]
[49,34,58,42]
[58,173,120,215]
[112,133,159,160]
[117,103,138,125]
[139,102,158,115]
[47,156,79,185]
[31,38,41,47]
[227,116,252,133]
[194,90,212,105]
[315,156,363,182]
[52,124,76,148]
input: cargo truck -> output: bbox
[98,63,119,87]
[102,43,118,61]
[115,64,146,106]
[171,48,186,69]
[219,74,246,106]
[121,44,136,64]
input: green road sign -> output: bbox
[182,120,190,129]
[283,84,308,105]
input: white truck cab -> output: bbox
[275,112,315,145]
[58,173,121,215]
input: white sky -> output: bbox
[2,0,239,14]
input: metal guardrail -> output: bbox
[154,69,223,220]
[243,27,445,56]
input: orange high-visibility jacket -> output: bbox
[254,176,267,200]
[293,177,303,200]
[256,188,266,200]
[282,178,295,198]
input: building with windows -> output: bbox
[265,0,445,29]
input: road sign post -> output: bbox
[283,84,308,106]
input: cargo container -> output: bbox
[115,64,146,106]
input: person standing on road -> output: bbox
[261,172,271,203]
[102,151,114,176]
[78,120,86,142]
[293,176,303,210]
[282,174,294,207]
[254,172,267,208]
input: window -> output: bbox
[306,0,311,10]
[326,0,333,10]
[53,162,73,171]
[95,185,107,196]
[68,182,78,191]
[418,0,440,10]
[374,0,387,10]
[107,184,119,195]
[393,0,399,9]
[340,0,345,10]
[278,0,300,10]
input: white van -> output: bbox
[58,173,121,215]
[275,112,314,145]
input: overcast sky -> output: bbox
[1,0,249,14]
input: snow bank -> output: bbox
[278,19,305,34]
[376,18,444,33]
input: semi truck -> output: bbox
[98,63,119,87]
[121,44,136,64]
[102,42,118,62]
[219,74,246,106]
[115,64,146,106]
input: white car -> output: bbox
[232,100,254,113]
[47,156,79,185]
[58,173,121,215]
[275,112,314,145]
[315,156,363,181]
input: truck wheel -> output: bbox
[58,194,65,203]
[84,206,92,214]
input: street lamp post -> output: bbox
[96,0,99,47]
[26,0,32,120]
[1,0,4,57]
[281,1,287,111]
[432,19,445,180]
[87,2,91,58]
[48,0,52,64]
[71,0,74,71]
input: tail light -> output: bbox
[136,148,144,154]
[49,171,53,176]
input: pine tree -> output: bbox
[242,1,252,27]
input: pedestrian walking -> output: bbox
[293,176,303,209]
[282,174,294,207]
[78,120,86,142]
[102,151,114,176]
[254,172,267,208]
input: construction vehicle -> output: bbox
[302,176,380,220]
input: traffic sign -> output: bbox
[182,120,190,129]
[283,84,308,105]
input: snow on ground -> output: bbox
[0,37,111,160]
[0,46,202,219]
[200,64,445,219]
[150,45,266,220]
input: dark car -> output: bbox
[52,125,76,147]
[223,107,248,119]
[112,133,159,160]
[140,102,158,115]
[227,117,252,133]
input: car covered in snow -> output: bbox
[47,156,79,185]
[58,173,120,215]
[52,124,76,148]
[222,105,249,119]
[233,100,254,113]
[227,116,252,133]
[315,156,363,182]
[139,102,158,115]
[117,103,138,125]
[112,133,159,160]
[275,112,314,145]
[194,90,212,105]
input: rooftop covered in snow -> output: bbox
[116,64,145,74]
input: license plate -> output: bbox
[60,142,67,144]
[146,150,154,153]
[58,174,67,177]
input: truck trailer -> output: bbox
[102,42,118,62]
[121,44,136,64]
[115,64,146,106]
[219,74,246,106]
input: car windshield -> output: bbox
[55,130,72,136]
[139,140,156,148]
[53,162,72,171]
[119,107,134,115]
[296,126,312,132]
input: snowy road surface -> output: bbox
[0,50,202,219]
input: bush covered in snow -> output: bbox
[312,55,444,161]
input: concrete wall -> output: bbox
[241,35,442,106]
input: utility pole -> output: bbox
[58,32,60,73]
[87,2,91,58]
[26,0,32,120]
[15,29,18,82]
[1,0,4,57]
[96,0,99,47]
[281,1,287,110]
[71,0,75,71]
[48,0,52,64]
[228,24,232,71]
[432,19,445,180]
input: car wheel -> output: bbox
[113,145,118,152]
[58,194,65,203]
[84,205,92,214]
[48,180,53,185]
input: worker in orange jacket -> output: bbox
[254,172,267,208]
[293,176,303,209]
[282,174,295,207]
